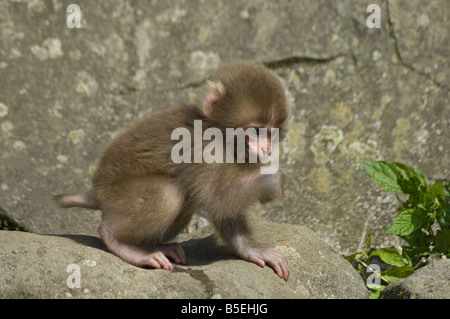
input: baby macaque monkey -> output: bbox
[55,61,291,280]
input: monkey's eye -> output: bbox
[246,128,260,137]
[270,128,280,140]
[254,127,269,136]
[256,127,273,139]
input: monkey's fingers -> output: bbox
[251,248,290,281]
[249,255,266,269]
[146,251,175,270]
[267,258,290,281]
[162,244,187,265]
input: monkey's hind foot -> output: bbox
[99,223,186,270]
[143,243,187,270]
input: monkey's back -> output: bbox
[91,106,196,191]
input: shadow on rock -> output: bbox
[50,233,234,267]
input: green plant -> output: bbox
[346,161,450,299]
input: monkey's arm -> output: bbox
[257,171,283,204]
[215,217,289,281]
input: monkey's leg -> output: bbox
[99,223,185,270]
[216,217,290,281]
[97,175,187,270]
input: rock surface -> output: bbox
[0,218,368,299]
[382,259,450,299]
[0,0,448,260]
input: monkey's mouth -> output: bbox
[225,136,272,164]
[245,140,272,162]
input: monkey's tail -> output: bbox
[53,193,100,210]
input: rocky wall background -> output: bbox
[0,0,448,255]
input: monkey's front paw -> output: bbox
[246,247,290,281]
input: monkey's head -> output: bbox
[202,61,291,162]
[202,62,291,129]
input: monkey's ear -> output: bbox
[202,80,226,118]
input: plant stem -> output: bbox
[413,257,427,270]
[356,259,391,284]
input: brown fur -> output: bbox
[54,61,291,279]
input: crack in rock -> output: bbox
[385,0,448,91]
[176,54,346,91]
[263,53,346,69]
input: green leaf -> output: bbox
[444,181,450,200]
[432,182,445,202]
[344,252,363,263]
[436,203,450,228]
[435,229,450,254]
[361,161,431,196]
[367,284,385,299]
[361,161,402,193]
[386,208,427,236]
[423,191,440,211]
[369,248,406,267]
[402,230,431,254]
[381,266,415,282]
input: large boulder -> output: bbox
[0,217,368,299]
[382,259,450,299]
[0,0,448,258]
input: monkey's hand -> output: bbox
[243,246,290,281]
[218,218,290,280]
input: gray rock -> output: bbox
[0,218,368,299]
[0,0,448,258]
[382,259,450,299]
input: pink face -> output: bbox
[248,128,270,162]
[247,127,279,165]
